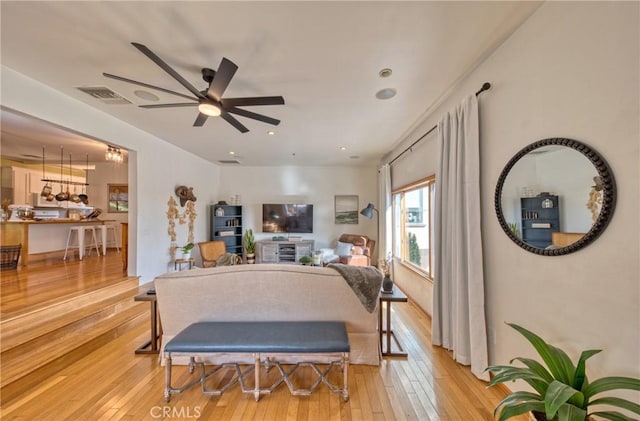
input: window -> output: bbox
[392,176,435,280]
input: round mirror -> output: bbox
[495,138,616,256]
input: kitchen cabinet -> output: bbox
[12,167,31,205]
[6,166,85,206]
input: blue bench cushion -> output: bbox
[165,321,350,354]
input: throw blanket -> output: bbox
[216,253,240,266]
[327,263,383,313]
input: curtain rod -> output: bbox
[387,82,491,166]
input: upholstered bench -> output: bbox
[163,321,350,402]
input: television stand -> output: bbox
[255,240,314,264]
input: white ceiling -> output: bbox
[0,1,541,166]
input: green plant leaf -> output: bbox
[497,401,546,421]
[574,349,601,390]
[545,380,583,419]
[549,344,577,386]
[589,397,640,415]
[589,411,639,421]
[556,403,587,421]
[507,323,571,384]
[512,357,555,383]
[582,377,640,400]
[488,367,549,395]
[496,391,543,410]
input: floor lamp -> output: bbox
[360,203,379,258]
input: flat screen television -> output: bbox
[262,204,313,233]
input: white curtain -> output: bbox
[432,94,489,380]
[377,164,392,264]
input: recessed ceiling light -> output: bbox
[267,131,275,136]
[378,68,393,78]
[133,90,159,101]
[340,146,347,151]
[375,88,397,100]
[229,151,235,155]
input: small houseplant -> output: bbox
[299,255,313,265]
[487,323,640,421]
[243,229,255,263]
[378,252,394,292]
[180,243,194,259]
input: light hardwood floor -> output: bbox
[0,253,523,421]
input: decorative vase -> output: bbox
[382,274,394,293]
[246,253,255,264]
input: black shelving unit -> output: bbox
[210,205,243,257]
[520,195,560,248]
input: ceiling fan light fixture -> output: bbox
[198,102,221,117]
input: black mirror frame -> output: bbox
[494,138,616,256]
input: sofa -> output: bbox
[154,264,382,366]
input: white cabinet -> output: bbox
[256,240,314,264]
[12,167,31,204]
[8,166,86,205]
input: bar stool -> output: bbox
[98,224,120,255]
[63,226,101,260]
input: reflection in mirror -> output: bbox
[495,138,616,256]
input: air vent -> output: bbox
[218,159,241,165]
[76,86,132,104]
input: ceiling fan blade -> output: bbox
[207,58,238,101]
[131,42,206,99]
[222,96,285,107]
[227,107,280,126]
[103,73,197,101]
[139,103,198,109]
[220,110,249,133]
[193,113,208,127]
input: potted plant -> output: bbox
[180,243,194,260]
[487,323,640,421]
[243,229,255,264]
[378,252,394,292]
[299,255,313,265]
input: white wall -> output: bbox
[218,165,378,249]
[1,66,221,283]
[388,0,639,387]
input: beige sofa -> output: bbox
[154,264,381,365]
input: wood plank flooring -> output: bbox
[0,253,524,421]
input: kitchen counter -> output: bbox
[1,219,116,266]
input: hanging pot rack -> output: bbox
[39,146,89,186]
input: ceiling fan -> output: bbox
[103,42,285,133]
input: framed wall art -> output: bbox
[107,184,128,213]
[335,195,358,224]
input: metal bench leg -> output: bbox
[343,353,350,402]
[254,353,261,401]
[164,354,172,402]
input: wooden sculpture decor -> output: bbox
[175,185,197,207]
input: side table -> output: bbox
[379,288,408,357]
[134,286,160,354]
[174,257,195,271]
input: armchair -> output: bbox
[336,234,376,267]
[198,241,226,268]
